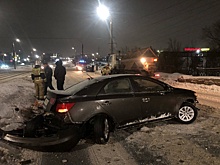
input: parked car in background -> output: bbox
[1,74,199,151]
[85,64,94,72]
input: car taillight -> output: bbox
[56,103,75,113]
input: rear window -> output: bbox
[64,78,98,95]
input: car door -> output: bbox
[131,77,176,120]
[96,78,142,126]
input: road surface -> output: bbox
[0,69,219,165]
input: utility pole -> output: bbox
[12,42,16,69]
[110,17,114,55]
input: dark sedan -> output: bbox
[1,74,199,150]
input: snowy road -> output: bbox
[169,81,220,109]
[0,70,31,83]
[0,70,220,164]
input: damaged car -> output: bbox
[1,74,199,151]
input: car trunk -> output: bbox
[43,90,72,112]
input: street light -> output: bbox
[12,38,20,69]
[72,47,77,56]
[31,48,37,67]
[2,54,7,62]
[97,4,114,55]
[71,39,84,58]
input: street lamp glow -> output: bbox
[15,38,20,42]
[12,38,21,69]
[33,48,37,52]
[97,4,110,20]
[97,4,114,54]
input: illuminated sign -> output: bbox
[184,48,201,51]
[184,48,210,52]
[201,48,210,51]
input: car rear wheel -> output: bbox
[94,115,110,144]
[177,102,198,124]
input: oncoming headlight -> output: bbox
[77,66,83,71]
[0,64,9,69]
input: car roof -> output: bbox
[93,74,140,80]
[60,74,141,95]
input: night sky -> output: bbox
[0,0,220,57]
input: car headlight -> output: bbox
[77,66,83,71]
[0,64,9,69]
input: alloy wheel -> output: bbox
[178,106,195,122]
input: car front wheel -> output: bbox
[177,102,198,124]
[94,116,110,144]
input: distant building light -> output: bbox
[79,59,86,63]
[157,50,163,53]
[140,57,146,64]
[184,47,210,52]
[184,48,201,51]
[201,48,210,52]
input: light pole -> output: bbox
[3,54,7,62]
[31,48,37,67]
[72,47,76,56]
[12,38,20,69]
[97,4,114,55]
[71,39,84,58]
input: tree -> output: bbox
[202,20,220,50]
[167,38,182,52]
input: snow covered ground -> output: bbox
[1,69,220,131]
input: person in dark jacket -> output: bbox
[54,60,66,90]
[43,61,55,95]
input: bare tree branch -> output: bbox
[202,20,220,49]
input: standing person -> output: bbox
[31,61,46,100]
[101,64,111,75]
[43,61,55,95]
[54,60,66,90]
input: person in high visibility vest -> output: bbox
[101,64,111,75]
[31,61,46,100]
